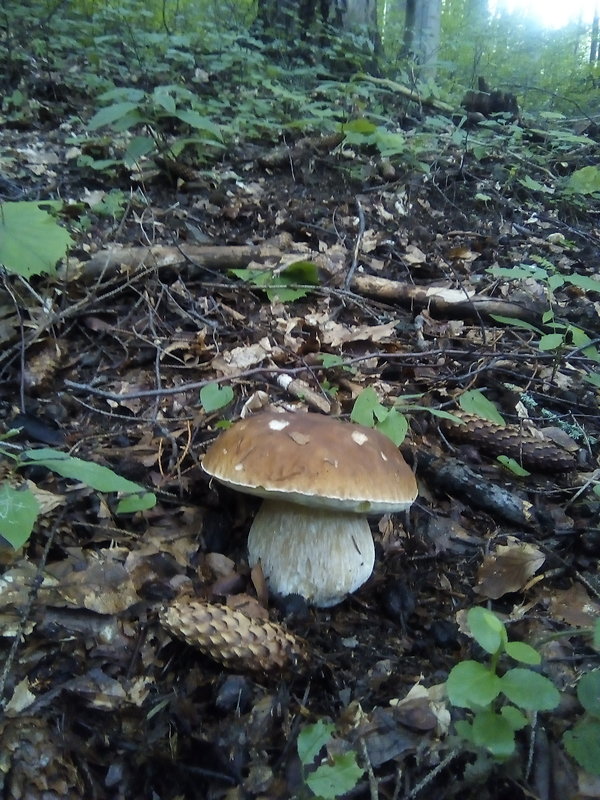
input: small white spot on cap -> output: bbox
[234,463,244,471]
[351,431,368,446]
[268,419,290,431]
[381,452,388,461]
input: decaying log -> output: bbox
[417,451,535,528]
[70,239,293,282]
[351,273,544,325]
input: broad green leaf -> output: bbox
[88,101,140,130]
[564,719,600,774]
[459,390,505,426]
[23,449,147,495]
[305,753,364,799]
[566,274,600,293]
[98,87,145,103]
[497,455,530,477]
[594,619,600,651]
[375,409,408,446]
[297,720,334,766]
[472,710,515,758]
[500,668,559,711]
[318,354,354,372]
[279,261,320,286]
[505,641,541,665]
[0,201,73,277]
[124,136,156,166]
[0,484,39,549]
[490,315,543,335]
[447,660,502,708]
[487,264,548,281]
[538,333,564,351]
[519,175,552,193]
[200,383,234,413]
[547,273,565,292]
[584,372,600,388]
[343,118,378,134]
[577,669,600,716]
[175,110,221,138]
[116,492,156,514]
[350,387,380,427]
[565,165,600,196]
[426,408,467,423]
[500,705,528,731]
[467,607,507,654]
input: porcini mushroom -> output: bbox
[202,410,417,607]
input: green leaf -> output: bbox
[426,408,467,423]
[200,383,234,413]
[577,669,600,716]
[88,101,140,130]
[497,455,531,477]
[467,607,507,654]
[538,333,565,351]
[175,110,221,138]
[500,705,528,731]
[298,720,335,766]
[23,449,148,495]
[350,387,380,428]
[116,492,157,514]
[0,484,39,549]
[343,118,378,134]
[124,136,156,166]
[594,620,600,651]
[459,390,505,426]
[305,753,364,800]
[564,719,600,774]
[566,274,600,293]
[487,264,548,281]
[519,175,552,193]
[447,660,502,708]
[318,354,355,374]
[584,372,600,388]
[490,315,543,335]
[375,409,408,446]
[565,165,600,196]
[500,668,560,711]
[0,201,73,277]
[471,709,516,758]
[505,641,541,665]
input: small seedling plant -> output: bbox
[0,430,156,550]
[297,720,364,799]
[447,607,560,758]
[564,666,600,775]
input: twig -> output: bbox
[344,197,366,290]
[0,510,63,710]
[406,749,460,799]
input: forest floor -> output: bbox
[0,88,599,800]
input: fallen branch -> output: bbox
[351,273,545,325]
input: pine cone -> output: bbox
[159,600,309,672]
[441,411,576,471]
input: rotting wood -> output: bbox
[351,273,545,325]
[416,451,535,528]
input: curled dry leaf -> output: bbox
[159,599,309,672]
[475,540,545,599]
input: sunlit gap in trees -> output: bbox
[489,0,598,29]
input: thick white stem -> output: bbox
[247,500,374,607]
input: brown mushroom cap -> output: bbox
[202,410,417,513]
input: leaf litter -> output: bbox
[0,86,599,800]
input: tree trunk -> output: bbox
[590,7,599,65]
[412,0,441,81]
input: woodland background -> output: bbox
[1,2,600,800]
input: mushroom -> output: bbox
[202,410,417,607]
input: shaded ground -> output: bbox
[0,97,599,800]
